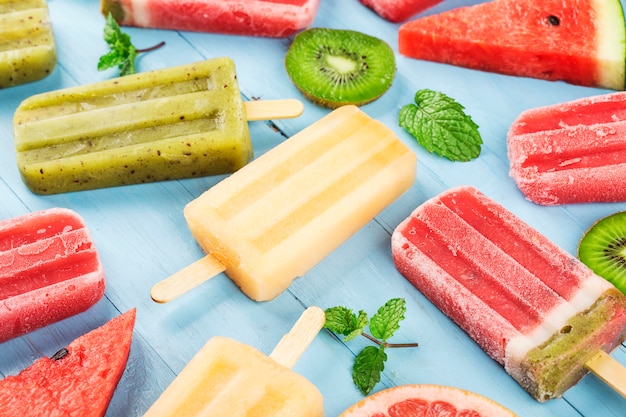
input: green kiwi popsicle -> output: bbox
[13,57,303,194]
[0,0,57,88]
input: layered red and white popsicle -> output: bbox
[100,0,321,38]
[391,186,626,401]
[0,208,105,342]
[508,91,626,205]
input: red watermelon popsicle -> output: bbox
[391,186,626,401]
[101,0,321,38]
[508,91,626,205]
[359,0,442,22]
[0,208,105,342]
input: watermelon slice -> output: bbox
[0,309,136,417]
[359,0,443,22]
[398,0,626,90]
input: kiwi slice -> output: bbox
[578,211,626,294]
[285,28,396,108]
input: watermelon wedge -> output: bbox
[359,0,443,22]
[0,309,136,417]
[398,0,626,90]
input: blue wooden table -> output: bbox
[1,1,625,416]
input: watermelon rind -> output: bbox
[595,0,626,90]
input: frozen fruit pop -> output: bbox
[359,0,442,22]
[101,0,321,38]
[143,306,325,416]
[0,208,105,343]
[391,186,626,401]
[508,91,626,205]
[14,57,304,194]
[151,105,416,303]
[0,0,57,88]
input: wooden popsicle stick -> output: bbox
[269,306,326,369]
[150,254,226,303]
[585,350,626,398]
[244,99,304,121]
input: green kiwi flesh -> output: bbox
[578,211,626,294]
[285,28,396,108]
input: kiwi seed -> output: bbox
[285,28,396,108]
[578,211,626,294]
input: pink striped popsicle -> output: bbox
[391,185,626,401]
[0,208,105,342]
[508,91,626,205]
[100,0,321,38]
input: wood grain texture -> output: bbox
[0,0,625,416]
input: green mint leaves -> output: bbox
[98,13,137,76]
[98,13,164,76]
[324,298,417,395]
[399,89,482,162]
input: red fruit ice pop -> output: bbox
[392,186,626,401]
[508,91,626,205]
[0,208,105,342]
[100,0,321,38]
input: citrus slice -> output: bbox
[339,384,518,417]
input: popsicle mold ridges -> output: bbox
[14,57,253,194]
[184,105,417,301]
[101,0,321,38]
[143,336,324,416]
[0,208,105,342]
[0,0,57,88]
[508,91,626,205]
[391,185,626,401]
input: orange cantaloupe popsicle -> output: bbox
[143,306,326,416]
[151,105,417,302]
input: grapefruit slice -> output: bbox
[398,0,626,90]
[339,384,518,417]
[0,309,136,417]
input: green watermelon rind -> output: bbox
[596,0,626,90]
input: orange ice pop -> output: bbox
[151,105,417,302]
[143,306,325,416]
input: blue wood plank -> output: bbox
[0,0,625,416]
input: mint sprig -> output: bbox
[399,89,482,162]
[324,298,418,395]
[98,13,165,76]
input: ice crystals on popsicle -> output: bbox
[391,185,626,401]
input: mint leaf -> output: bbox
[369,298,406,341]
[98,13,164,76]
[98,13,137,76]
[323,307,367,342]
[399,89,482,162]
[352,345,387,395]
[324,298,417,395]
[344,310,368,342]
